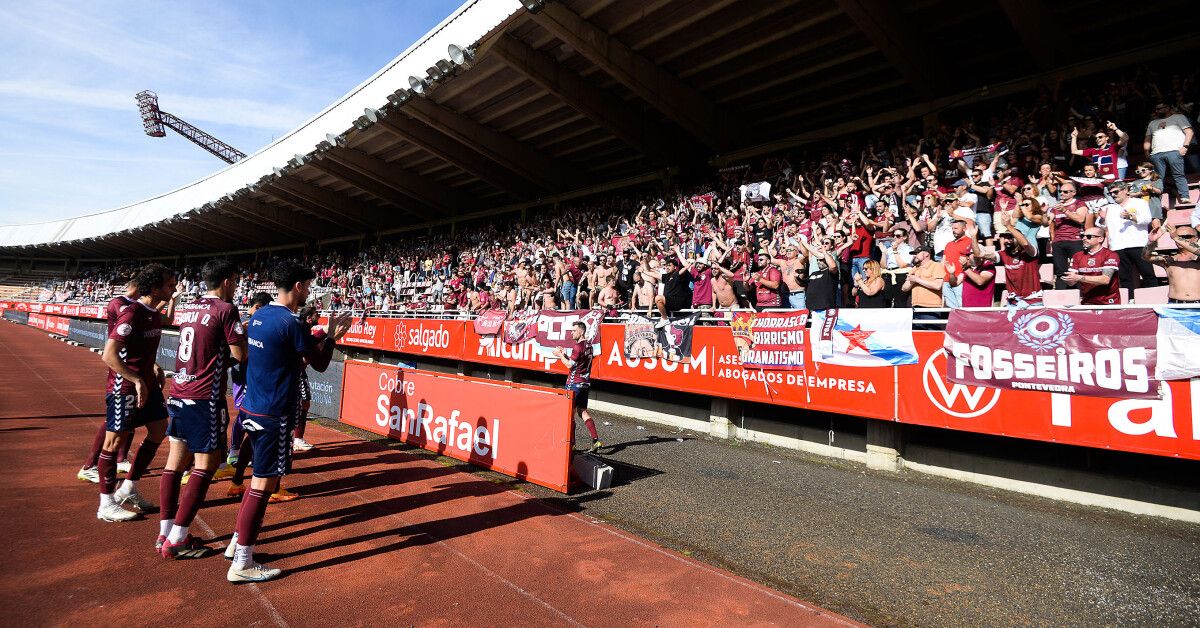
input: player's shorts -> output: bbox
[238,408,296,478]
[105,388,167,432]
[167,397,229,453]
[566,383,590,410]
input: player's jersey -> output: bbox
[243,303,316,417]
[565,342,593,388]
[1070,247,1121,305]
[106,300,164,395]
[171,296,245,400]
[106,295,135,335]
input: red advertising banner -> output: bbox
[324,316,466,361]
[0,301,103,319]
[27,313,70,335]
[473,309,507,335]
[898,333,1200,460]
[945,308,1159,399]
[730,311,809,370]
[338,360,573,492]
[593,325,895,419]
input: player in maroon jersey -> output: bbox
[96,264,176,522]
[157,260,247,556]
[553,321,602,452]
[77,281,138,484]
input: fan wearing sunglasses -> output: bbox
[1144,223,1200,303]
[1061,228,1121,305]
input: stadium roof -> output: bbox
[3,0,1196,259]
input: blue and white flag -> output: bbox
[810,309,919,367]
[1155,308,1200,381]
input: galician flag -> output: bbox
[1155,308,1200,381]
[811,309,919,367]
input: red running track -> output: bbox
[0,321,858,627]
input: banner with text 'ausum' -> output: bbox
[338,360,573,492]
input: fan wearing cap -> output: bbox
[1099,181,1157,291]
[1144,223,1200,303]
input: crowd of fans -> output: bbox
[14,66,1200,316]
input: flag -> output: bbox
[503,309,539,345]
[473,309,507,335]
[739,181,771,203]
[811,309,918,367]
[1155,308,1200,381]
[624,314,698,363]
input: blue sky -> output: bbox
[0,0,463,226]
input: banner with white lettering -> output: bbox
[730,310,808,370]
[533,309,601,358]
[944,308,1159,399]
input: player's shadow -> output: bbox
[0,413,104,421]
[279,481,611,575]
[0,426,49,432]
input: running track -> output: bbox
[0,321,856,627]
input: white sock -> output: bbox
[159,519,174,537]
[232,543,254,569]
[99,493,114,509]
[116,479,136,496]
[168,523,189,544]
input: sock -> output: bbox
[128,438,162,481]
[117,433,132,463]
[584,418,599,440]
[159,469,182,526]
[160,519,175,537]
[100,493,114,509]
[232,543,255,569]
[97,450,118,496]
[167,523,189,544]
[83,424,105,468]
[234,488,271,547]
[232,439,253,485]
[294,413,307,440]
[174,468,213,528]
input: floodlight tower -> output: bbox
[135,90,247,164]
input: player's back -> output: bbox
[172,296,244,400]
[243,304,306,417]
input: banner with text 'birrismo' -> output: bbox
[338,360,573,492]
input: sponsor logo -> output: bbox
[923,348,1000,418]
[173,368,197,384]
[234,322,244,335]
[117,323,132,337]
[1013,312,1073,352]
[394,321,451,353]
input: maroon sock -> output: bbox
[128,439,161,481]
[159,469,182,522]
[235,488,271,546]
[117,433,132,463]
[584,418,599,440]
[83,425,105,468]
[98,451,117,495]
[232,439,253,485]
[174,469,213,527]
[294,416,307,440]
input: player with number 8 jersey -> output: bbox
[158,260,248,559]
